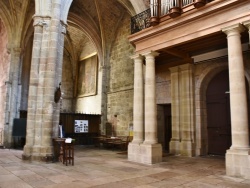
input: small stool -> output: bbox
[63,142,74,166]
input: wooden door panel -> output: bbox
[206,70,231,155]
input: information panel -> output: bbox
[74,120,88,133]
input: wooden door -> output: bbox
[207,70,231,155]
[164,105,172,152]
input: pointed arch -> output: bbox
[129,0,148,14]
[61,0,73,24]
[67,13,103,66]
[0,1,13,43]
[34,0,52,16]
[195,59,228,156]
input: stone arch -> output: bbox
[67,13,103,66]
[0,1,13,43]
[35,0,52,17]
[195,56,250,156]
[129,0,148,14]
[35,0,73,23]
[61,0,74,24]
[195,59,228,156]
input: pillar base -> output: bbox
[180,140,195,157]
[226,148,250,179]
[169,140,180,155]
[22,145,54,162]
[128,142,141,162]
[128,142,162,165]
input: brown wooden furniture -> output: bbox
[53,138,74,166]
[63,142,74,166]
[53,138,66,162]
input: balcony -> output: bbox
[131,0,214,34]
[129,0,249,65]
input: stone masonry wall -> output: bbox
[61,52,74,111]
[156,70,171,104]
[108,13,134,136]
[75,35,102,114]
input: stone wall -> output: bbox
[107,13,134,136]
[74,36,102,114]
[61,52,74,111]
[156,70,171,104]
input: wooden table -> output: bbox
[52,138,66,162]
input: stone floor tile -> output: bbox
[0,174,21,182]
[91,181,133,188]
[43,180,91,188]
[147,171,182,180]
[11,169,37,176]
[46,174,76,183]
[120,176,159,186]
[0,180,33,188]
[1,147,250,188]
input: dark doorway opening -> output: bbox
[206,70,231,155]
[164,104,172,152]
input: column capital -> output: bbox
[130,54,144,61]
[142,51,159,58]
[32,15,51,27]
[6,44,22,54]
[222,24,245,35]
[242,21,250,30]
[169,66,179,73]
[179,63,194,71]
[60,21,67,35]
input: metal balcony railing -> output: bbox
[131,0,214,34]
[131,8,151,34]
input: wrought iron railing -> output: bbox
[131,0,214,34]
[131,8,151,34]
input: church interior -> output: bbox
[0,0,250,182]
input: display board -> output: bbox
[74,120,88,133]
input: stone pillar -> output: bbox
[52,22,67,138]
[140,51,162,164]
[179,64,195,157]
[128,54,144,162]
[131,54,144,144]
[23,16,43,156]
[169,66,181,154]
[222,24,250,179]
[3,47,22,148]
[23,1,67,161]
[143,51,158,144]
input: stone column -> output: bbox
[179,64,195,157]
[23,16,44,157]
[23,1,67,161]
[131,54,144,144]
[52,22,67,138]
[143,51,158,144]
[222,24,250,179]
[128,54,144,163]
[3,47,22,148]
[169,66,181,155]
[140,51,162,164]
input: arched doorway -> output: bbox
[206,70,231,155]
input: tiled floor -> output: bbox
[1,146,250,188]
